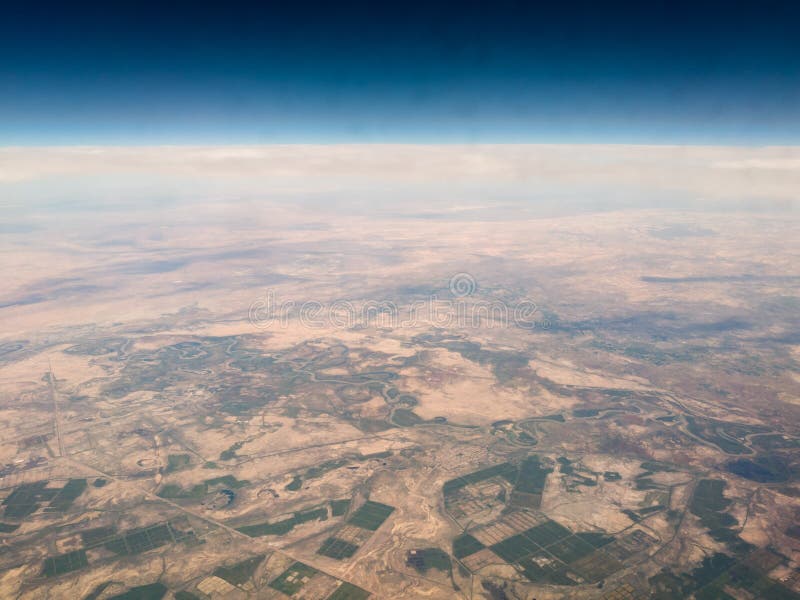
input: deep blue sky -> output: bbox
[2,1,799,144]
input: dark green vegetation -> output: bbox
[0,522,19,533]
[2,479,87,519]
[326,582,371,600]
[331,498,351,516]
[165,454,191,473]
[2,481,58,519]
[285,476,303,491]
[650,549,800,600]
[685,416,770,454]
[269,561,318,596]
[157,474,248,499]
[750,434,800,451]
[107,583,168,600]
[237,507,328,537]
[93,478,108,487]
[515,456,553,494]
[406,548,451,573]
[546,535,596,563]
[318,537,360,559]
[347,500,395,531]
[443,456,555,514]
[452,533,485,559]
[391,408,424,426]
[84,582,113,600]
[173,593,201,600]
[42,549,88,577]
[442,462,517,496]
[90,521,193,556]
[573,408,600,418]
[690,479,752,555]
[219,441,244,461]
[212,554,265,586]
[726,456,792,483]
[464,516,624,585]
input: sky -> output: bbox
[1,1,799,145]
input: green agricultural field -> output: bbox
[490,532,540,563]
[442,462,518,496]
[2,481,58,519]
[106,582,168,600]
[406,548,451,573]
[518,552,574,585]
[165,454,191,473]
[523,520,572,547]
[347,500,394,531]
[452,533,485,559]
[327,582,371,599]
[42,549,89,577]
[331,499,351,516]
[102,521,189,556]
[236,507,328,537]
[514,455,553,494]
[318,537,360,559]
[545,535,596,563]
[212,554,265,586]
[269,562,319,596]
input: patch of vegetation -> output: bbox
[603,471,621,481]
[173,593,201,600]
[690,479,752,555]
[2,481,58,519]
[81,526,116,546]
[392,408,424,426]
[285,476,303,491]
[575,532,614,548]
[453,533,485,559]
[93,478,108,488]
[407,548,451,573]
[347,500,395,530]
[750,434,800,451]
[42,549,88,577]
[514,455,553,494]
[726,456,791,483]
[318,537,360,559]
[212,554,265,586]
[443,462,518,496]
[219,441,245,461]
[85,582,113,600]
[685,416,755,455]
[546,535,596,563]
[518,553,574,585]
[326,582,371,600]
[237,507,328,537]
[573,408,600,418]
[0,522,19,533]
[107,582,168,600]
[165,454,191,473]
[269,562,318,595]
[305,458,349,479]
[101,521,192,556]
[523,520,572,547]
[540,413,565,422]
[331,499,351,516]
[490,532,540,563]
[158,474,249,500]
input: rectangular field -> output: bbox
[346,501,394,531]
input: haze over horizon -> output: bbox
[2,1,799,145]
